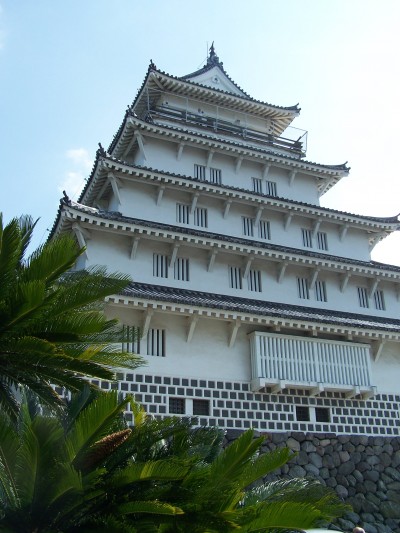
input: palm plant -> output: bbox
[0,389,350,532]
[0,213,142,418]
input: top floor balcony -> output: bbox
[143,102,307,158]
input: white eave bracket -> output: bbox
[156,185,165,206]
[169,244,180,267]
[207,248,218,272]
[72,223,90,257]
[223,199,232,219]
[340,271,351,293]
[176,142,185,161]
[130,236,140,259]
[108,172,122,206]
[288,170,297,186]
[372,340,386,362]
[134,131,147,160]
[187,314,199,343]
[284,212,293,231]
[228,319,241,348]
[277,261,288,284]
[141,309,154,338]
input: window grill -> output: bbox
[176,203,190,224]
[174,257,190,281]
[248,269,262,292]
[242,216,255,237]
[301,228,313,248]
[315,280,327,302]
[265,180,277,196]
[147,329,166,357]
[194,207,208,227]
[193,399,210,416]
[122,325,141,354]
[317,231,328,251]
[374,290,385,310]
[252,177,263,193]
[357,287,369,308]
[209,167,222,185]
[153,254,168,278]
[169,397,185,414]
[296,406,310,421]
[315,407,330,423]
[229,266,243,289]
[194,164,206,180]
[297,277,310,299]
[258,220,271,240]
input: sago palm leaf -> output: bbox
[110,459,190,487]
[238,446,294,489]
[117,500,184,516]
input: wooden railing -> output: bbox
[249,332,375,398]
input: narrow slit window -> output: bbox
[122,325,141,354]
[317,231,328,251]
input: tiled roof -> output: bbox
[122,282,400,334]
[78,154,397,228]
[53,201,400,275]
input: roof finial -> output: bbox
[207,41,221,66]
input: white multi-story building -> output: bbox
[52,46,400,436]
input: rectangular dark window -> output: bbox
[297,277,310,299]
[174,257,190,281]
[169,397,185,414]
[252,177,262,193]
[147,329,166,357]
[296,406,310,421]
[194,164,206,180]
[229,266,242,289]
[242,216,255,237]
[209,168,222,185]
[315,407,330,423]
[193,399,210,416]
[357,287,369,308]
[265,180,277,196]
[153,254,168,278]
[301,228,313,248]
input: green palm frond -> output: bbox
[117,500,184,516]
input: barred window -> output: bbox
[209,167,222,185]
[193,399,209,416]
[174,257,190,281]
[122,325,141,354]
[229,266,242,289]
[357,287,369,308]
[176,203,190,224]
[194,164,206,180]
[265,180,277,196]
[147,329,166,357]
[317,231,328,251]
[247,269,262,292]
[301,229,313,248]
[258,220,271,240]
[193,207,208,227]
[297,277,310,299]
[169,397,185,414]
[242,216,255,237]
[374,289,385,310]
[153,254,168,278]
[315,280,327,302]
[252,177,263,193]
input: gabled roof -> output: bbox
[128,47,300,139]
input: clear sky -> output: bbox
[1,0,400,263]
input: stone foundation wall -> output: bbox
[226,431,400,533]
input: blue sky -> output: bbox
[1,0,400,264]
